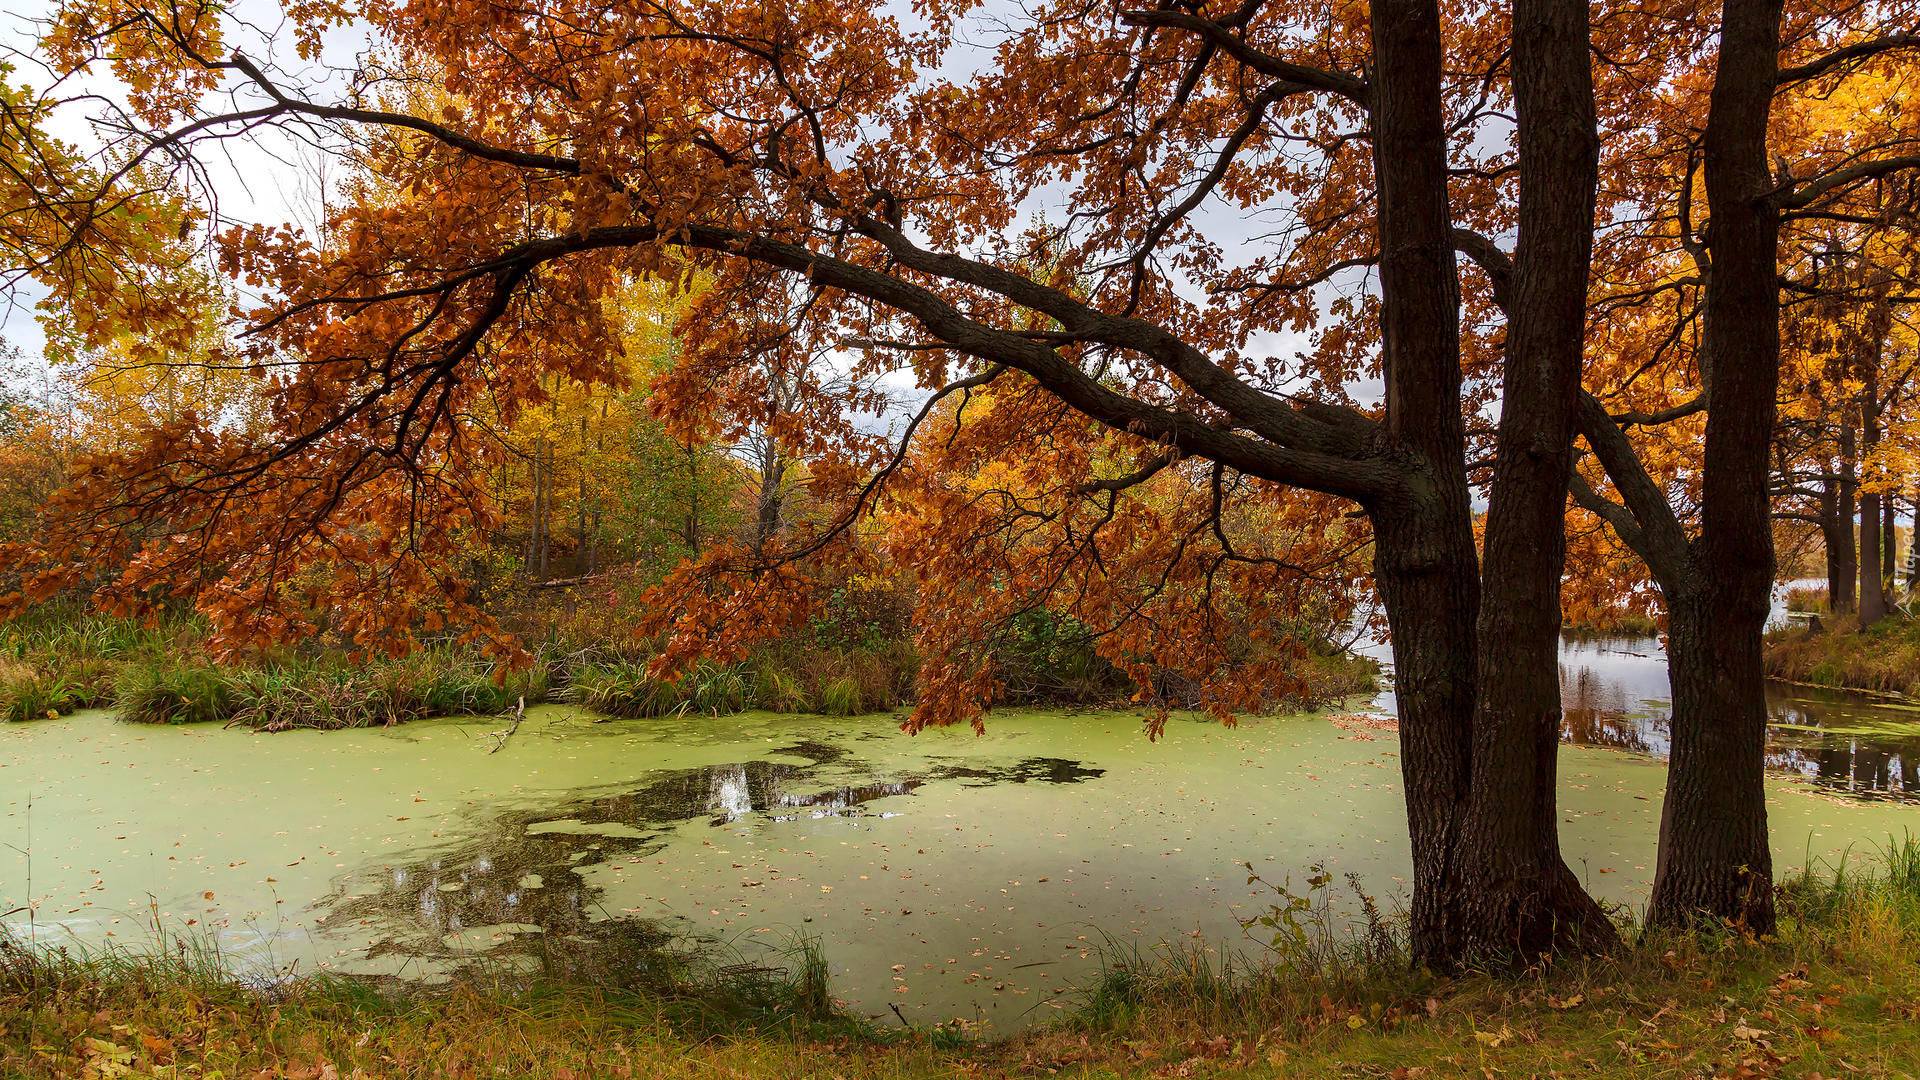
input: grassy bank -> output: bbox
[2,609,1378,729]
[1764,613,1920,697]
[6,845,1920,1078]
[1561,613,1663,637]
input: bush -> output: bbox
[381,648,540,719]
[992,610,1127,704]
[688,660,749,714]
[816,676,865,717]
[0,654,118,721]
[562,662,688,718]
[1785,585,1829,614]
[753,666,810,712]
[116,664,239,724]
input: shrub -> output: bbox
[117,664,239,724]
[0,654,119,721]
[992,610,1128,704]
[562,662,687,718]
[752,666,810,713]
[816,676,865,717]
[688,660,749,714]
[1785,585,1829,614]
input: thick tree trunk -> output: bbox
[1653,590,1775,928]
[683,442,702,552]
[1861,488,1885,624]
[1364,0,1480,969]
[1371,506,1478,967]
[1449,0,1615,959]
[1646,0,1782,934]
[755,451,788,549]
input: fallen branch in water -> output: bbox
[487,697,526,753]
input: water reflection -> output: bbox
[1558,634,1920,802]
[315,752,1107,973]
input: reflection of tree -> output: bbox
[925,757,1107,787]
[314,750,1110,975]
[1557,641,1920,803]
[1558,663,1669,754]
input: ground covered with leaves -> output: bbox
[7,859,1920,1080]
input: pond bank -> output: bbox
[1,613,1376,728]
[8,853,1920,1079]
[1763,614,1920,700]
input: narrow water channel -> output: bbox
[5,635,1918,1031]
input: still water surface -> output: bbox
[4,636,1919,1030]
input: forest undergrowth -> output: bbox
[3,840,1918,1079]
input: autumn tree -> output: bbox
[15,0,1916,959]
[1564,0,1920,928]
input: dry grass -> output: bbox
[1764,614,1920,697]
[1785,586,1830,614]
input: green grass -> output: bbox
[560,660,689,717]
[7,843,1920,1078]
[817,674,865,716]
[114,663,239,724]
[0,657,114,721]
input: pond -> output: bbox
[4,637,1920,1031]
[1558,635,1920,801]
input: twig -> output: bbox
[488,696,527,753]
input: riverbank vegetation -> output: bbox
[1765,613,1920,699]
[6,843,1919,1079]
[0,602,1377,728]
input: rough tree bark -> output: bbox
[1645,0,1783,932]
[1882,489,1895,596]
[1570,0,1783,933]
[1362,0,1483,969]
[1449,0,1619,958]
